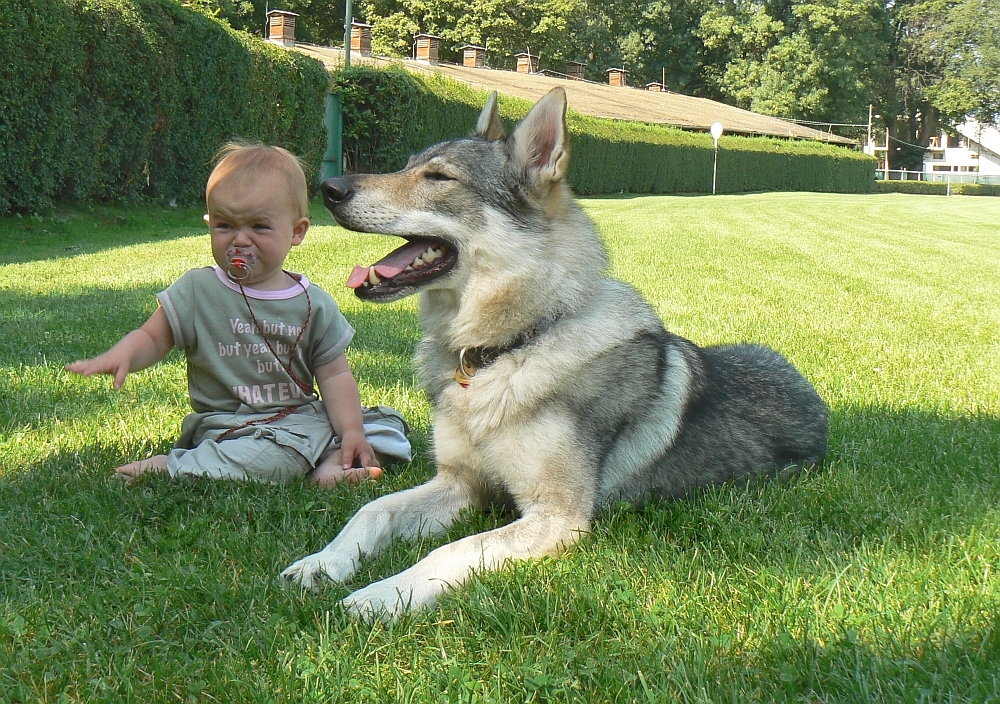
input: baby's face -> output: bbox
[206,173,309,290]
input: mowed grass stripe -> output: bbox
[0,193,998,702]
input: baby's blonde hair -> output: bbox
[206,140,309,218]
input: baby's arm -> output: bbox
[315,353,378,470]
[65,306,175,390]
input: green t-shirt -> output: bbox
[157,267,354,414]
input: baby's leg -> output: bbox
[310,450,382,489]
[165,433,311,484]
[116,455,168,479]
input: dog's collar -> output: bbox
[454,313,562,388]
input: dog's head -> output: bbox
[322,88,584,305]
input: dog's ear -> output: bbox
[475,91,506,141]
[509,87,569,187]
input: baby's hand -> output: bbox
[339,429,379,471]
[65,350,132,390]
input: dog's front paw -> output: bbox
[281,550,356,591]
[341,574,439,622]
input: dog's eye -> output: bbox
[424,171,455,182]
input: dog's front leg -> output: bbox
[342,508,590,621]
[281,476,475,590]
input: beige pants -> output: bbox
[165,406,410,484]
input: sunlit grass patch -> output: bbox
[1,193,999,701]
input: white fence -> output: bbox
[876,169,1000,185]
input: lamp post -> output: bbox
[344,0,353,68]
[711,122,723,194]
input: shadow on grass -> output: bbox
[0,206,209,266]
[8,401,995,590]
[1,406,998,700]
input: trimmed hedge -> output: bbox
[874,181,948,195]
[952,183,1000,196]
[331,66,875,195]
[0,0,328,214]
[872,181,1000,196]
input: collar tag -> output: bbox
[455,347,475,388]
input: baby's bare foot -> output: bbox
[115,454,168,479]
[310,453,382,489]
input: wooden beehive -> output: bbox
[566,61,587,80]
[414,34,441,64]
[646,82,665,92]
[606,67,627,87]
[515,52,538,74]
[351,22,372,57]
[266,10,298,48]
[460,45,486,68]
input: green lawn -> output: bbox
[1,193,999,702]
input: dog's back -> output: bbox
[551,277,828,508]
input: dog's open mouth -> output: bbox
[347,237,457,300]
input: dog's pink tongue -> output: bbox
[346,266,370,289]
[346,240,434,288]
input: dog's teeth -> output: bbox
[413,257,424,267]
[368,267,381,284]
[405,265,413,271]
[424,247,435,258]
[362,281,370,288]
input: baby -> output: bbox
[66,141,410,487]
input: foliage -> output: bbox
[359,0,587,69]
[952,182,1000,196]
[698,0,892,126]
[874,180,948,194]
[332,65,875,193]
[874,180,1000,196]
[898,0,1000,127]
[0,0,328,214]
[233,0,997,151]
[330,67,484,172]
[369,11,419,57]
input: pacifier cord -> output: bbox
[218,271,314,441]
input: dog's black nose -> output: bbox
[321,178,354,205]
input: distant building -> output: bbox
[923,121,1000,181]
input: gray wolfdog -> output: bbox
[282,87,828,619]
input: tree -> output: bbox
[901,0,1000,127]
[358,0,586,68]
[698,0,892,125]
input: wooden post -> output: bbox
[414,34,441,64]
[351,22,372,57]
[460,45,486,68]
[566,61,586,80]
[606,67,627,87]
[515,52,538,73]
[266,10,298,48]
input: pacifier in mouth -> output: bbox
[226,250,258,282]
